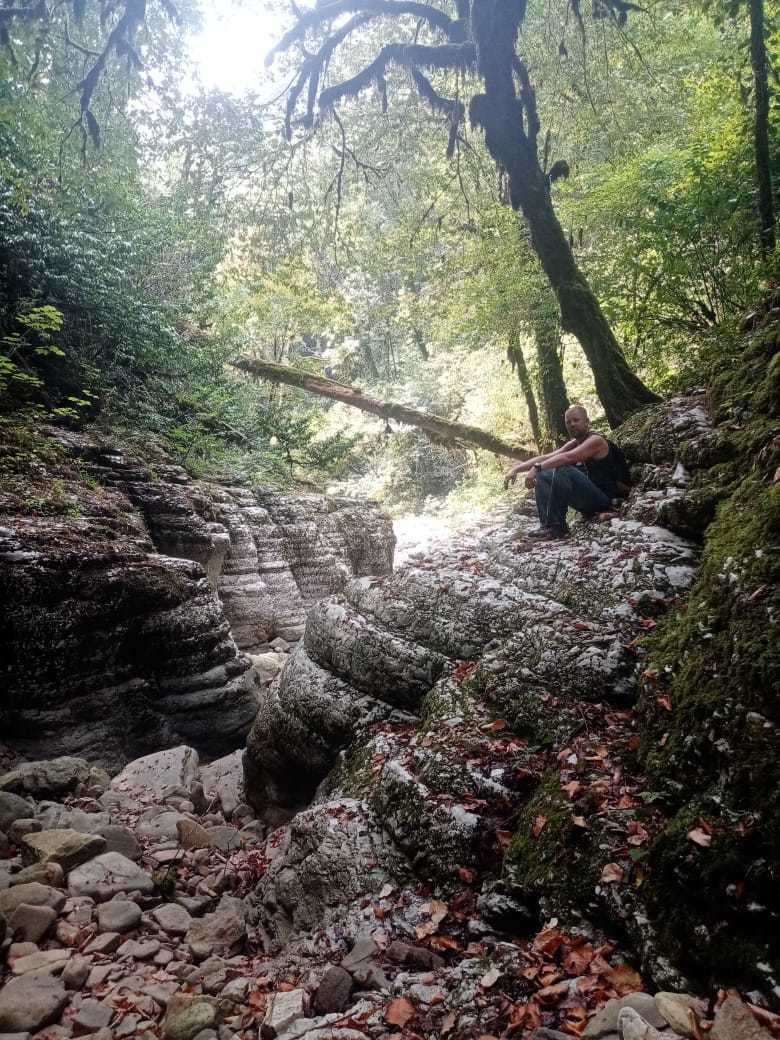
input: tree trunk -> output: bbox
[234,357,532,460]
[470,0,659,427]
[413,328,430,360]
[529,301,569,445]
[521,177,658,425]
[749,0,776,257]
[507,331,542,447]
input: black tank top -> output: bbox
[582,441,621,494]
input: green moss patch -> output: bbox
[504,771,600,914]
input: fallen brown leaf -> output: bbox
[687,827,712,848]
[532,815,548,838]
[480,967,503,989]
[385,997,415,1029]
[441,1011,457,1034]
[600,863,624,884]
[536,981,569,1005]
[533,927,565,956]
[562,781,585,800]
[604,964,643,996]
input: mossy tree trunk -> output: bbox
[470,0,658,427]
[507,331,543,448]
[749,0,776,257]
[529,297,569,446]
[271,0,658,425]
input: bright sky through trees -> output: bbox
[187,1,287,96]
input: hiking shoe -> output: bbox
[527,525,570,541]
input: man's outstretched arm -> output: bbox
[504,440,577,488]
[530,434,606,472]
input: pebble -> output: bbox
[72,1000,113,1035]
[163,995,218,1040]
[6,944,37,971]
[585,994,666,1037]
[62,954,91,989]
[84,932,122,955]
[711,995,773,1040]
[262,990,307,1039]
[221,978,250,1002]
[313,967,353,1014]
[9,863,65,888]
[86,964,114,988]
[186,902,245,957]
[152,902,192,936]
[97,899,142,934]
[0,883,66,915]
[10,947,71,975]
[7,902,57,943]
[54,920,81,946]
[655,993,707,1036]
[117,937,161,960]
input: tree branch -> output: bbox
[284,12,372,136]
[319,41,477,112]
[268,0,457,65]
[233,358,532,460]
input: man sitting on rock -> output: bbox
[503,404,631,540]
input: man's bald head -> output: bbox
[564,405,590,439]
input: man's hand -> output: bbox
[503,463,526,489]
[524,472,537,490]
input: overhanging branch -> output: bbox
[319,41,477,111]
[267,0,457,65]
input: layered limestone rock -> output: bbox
[49,430,395,652]
[244,504,697,816]
[0,516,257,767]
[0,427,394,768]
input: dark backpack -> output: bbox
[607,439,633,487]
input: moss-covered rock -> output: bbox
[641,799,778,991]
[504,771,600,915]
[634,322,780,992]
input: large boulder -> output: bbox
[251,799,408,943]
[0,758,90,798]
[0,972,67,1032]
[110,746,199,798]
[67,851,154,899]
[20,828,106,871]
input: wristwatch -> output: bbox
[533,463,543,473]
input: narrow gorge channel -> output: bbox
[0,388,778,1040]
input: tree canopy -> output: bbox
[0,0,777,512]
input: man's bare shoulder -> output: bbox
[580,432,610,458]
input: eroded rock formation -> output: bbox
[243,392,780,998]
[0,428,394,768]
[244,399,704,819]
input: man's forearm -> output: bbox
[516,447,569,472]
[536,450,577,470]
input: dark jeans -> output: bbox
[535,465,616,530]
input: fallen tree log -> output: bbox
[233,358,532,461]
